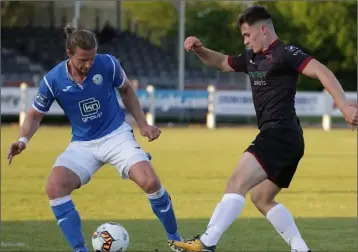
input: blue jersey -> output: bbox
[32,54,126,141]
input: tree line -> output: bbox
[2,1,357,91]
[165,1,357,91]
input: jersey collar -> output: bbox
[262,38,280,55]
[64,59,74,81]
[63,55,98,86]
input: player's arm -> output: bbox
[284,45,348,107]
[19,108,44,143]
[301,59,357,126]
[118,78,148,129]
[109,55,161,141]
[193,47,234,72]
[118,77,161,141]
[7,107,44,165]
[301,59,348,110]
[22,76,55,141]
[284,45,357,126]
[109,55,148,129]
[184,36,246,72]
[8,77,55,164]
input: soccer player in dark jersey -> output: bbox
[171,5,357,252]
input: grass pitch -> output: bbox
[1,125,356,251]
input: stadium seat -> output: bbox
[1,26,247,89]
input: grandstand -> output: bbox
[1,26,247,89]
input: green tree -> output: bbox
[165,1,246,69]
[167,1,246,54]
[183,1,241,54]
[258,1,357,91]
[1,1,35,27]
[121,1,178,45]
[125,1,356,91]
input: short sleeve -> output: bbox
[283,45,313,73]
[32,76,55,113]
[107,54,126,88]
[228,52,247,72]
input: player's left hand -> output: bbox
[341,103,358,129]
[140,124,161,142]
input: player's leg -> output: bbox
[172,151,268,252]
[129,161,181,241]
[201,152,267,247]
[46,167,87,252]
[101,123,181,245]
[250,180,310,252]
[47,142,103,252]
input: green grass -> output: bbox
[1,125,357,251]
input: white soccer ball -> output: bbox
[92,222,129,252]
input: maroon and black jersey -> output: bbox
[228,40,312,131]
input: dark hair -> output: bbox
[63,23,98,54]
[237,5,272,27]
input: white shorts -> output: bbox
[53,122,150,185]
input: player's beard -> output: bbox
[75,65,89,76]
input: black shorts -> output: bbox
[245,128,305,188]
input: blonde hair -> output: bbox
[63,23,97,54]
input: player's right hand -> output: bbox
[7,141,26,165]
[184,36,202,52]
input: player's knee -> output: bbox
[225,178,246,196]
[226,175,237,192]
[46,180,68,199]
[250,192,263,206]
[129,161,161,193]
[141,176,161,194]
[225,175,249,196]
[134,171,161,194]
[45,168,80,199]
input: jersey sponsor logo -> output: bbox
[248,71,266,79]
[35,93,50,108]
[78,98,102,122]
[92,74,103,85]
[253,80,266,86]
[248,71,267,86]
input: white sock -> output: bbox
[266,204,309,251]
[200,193,245,247]
[49,195,72,206]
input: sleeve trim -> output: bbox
[43,76,55,98]
[32,104,47,114]
[106,54,116,82]
[298,56,313,73]
[117,68,127,88]
[227,56,235,70]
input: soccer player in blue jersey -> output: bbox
[7,24,182,252]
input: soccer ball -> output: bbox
[92,222,129,252]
